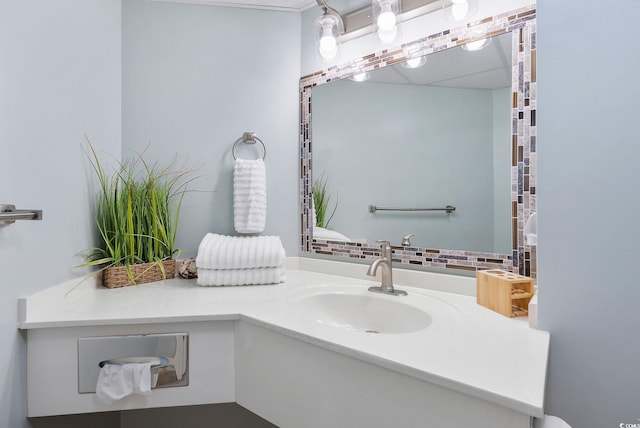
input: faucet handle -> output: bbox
[401,234,414,246]
[375,240,392,258]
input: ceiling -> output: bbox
[149,0,317,12]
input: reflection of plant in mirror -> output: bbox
[312,174,337,228]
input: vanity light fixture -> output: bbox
[314,0,443,63]
[373,0,400,44]
[442,0,478,22]
[315,0,344,61]
[461,36,492,51]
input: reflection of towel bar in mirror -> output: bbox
[368,205,456,214]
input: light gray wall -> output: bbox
[0,1,122,427]
[122,0,301,257]
[537,1,640,427]
[312,79,502,252]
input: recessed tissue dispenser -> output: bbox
[78,333,189,394]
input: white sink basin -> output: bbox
[293,291,432,334]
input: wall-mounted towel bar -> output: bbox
[232,131,266,160]
[368,205,456,214]
[98,356,169,369]
[98,356,172,389]
[0,204,42,225]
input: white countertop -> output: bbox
[18,258,549,418]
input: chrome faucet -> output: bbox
[366,240,407,296]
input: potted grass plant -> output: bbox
[79,141,196,288]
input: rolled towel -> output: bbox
[234,158,267,233]
[196,233,285,270]
[313,226,351,242]
[196,267,286,286]
[96,362,153,404]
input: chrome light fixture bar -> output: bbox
[315,0,473,61]
[340,0,441,43]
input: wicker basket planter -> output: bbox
[77,141,197,287]
[102,259,176,288]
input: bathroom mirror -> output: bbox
[312,31,512,254]
[300,6,537,276]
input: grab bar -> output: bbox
[0,204,42,225]
[368,205,456,214]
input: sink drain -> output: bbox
[364,330,380,334]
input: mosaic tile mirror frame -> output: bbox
[299,5,537,277]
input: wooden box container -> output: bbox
[476,269,534,318]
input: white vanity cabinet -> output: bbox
[236,321,531,428]
[19,266,548,424]
[26,321,235,417]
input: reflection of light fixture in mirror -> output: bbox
[442,0,478,22]
[373,0,400,44]
[350,71,370,82]
[315,0,344,61]
[461,37,492,51]
[401,56,427,68]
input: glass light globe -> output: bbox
[377,3,397,32]
[451,0,469,20]
[351,72,370,82]
[402,56,427,68]
[318,21,338,59]
[377,26,398,43]
[443,0,478,23]
[461,37,492,51]
[319,36,336,51]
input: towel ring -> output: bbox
[232,132,266,160]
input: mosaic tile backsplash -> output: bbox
[300,5,537,277]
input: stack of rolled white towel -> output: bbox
[195,233,286,286]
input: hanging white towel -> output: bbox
[196,233,285,270]
[234,158,267,233]
[524,212,537,246]
[95,362,153,404]
[197,266,286,286]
